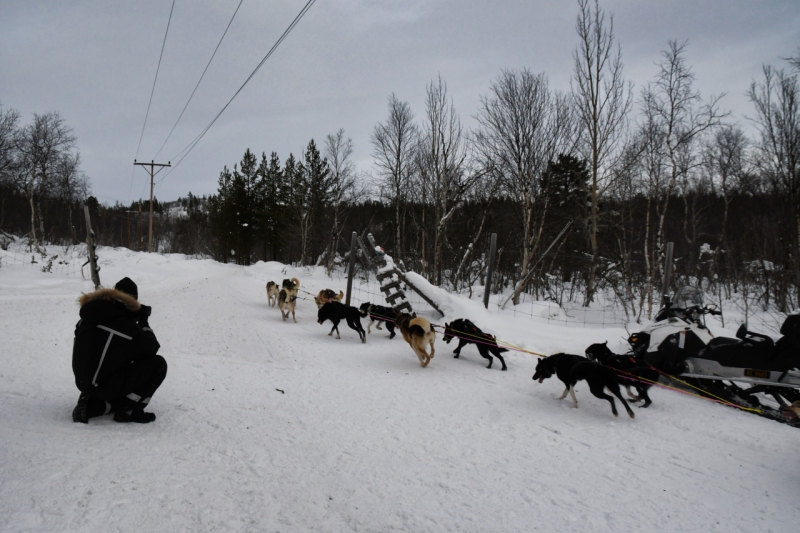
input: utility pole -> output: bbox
[134,159,170,252]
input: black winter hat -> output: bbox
[114,277,138,299]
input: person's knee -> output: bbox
[153,354,168,380]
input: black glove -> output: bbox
[137,305,152,328]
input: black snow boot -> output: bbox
[113,409,156,424]
[87,397,114,418]
[72,393,89,423]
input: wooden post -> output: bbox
[83,205,101,290]
[483,233,497,309]
[137,202,143,251]
[661,241,674,306]
[345,231,357,306]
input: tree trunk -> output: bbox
[28,195,38,250]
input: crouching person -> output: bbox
[71,277,167,424]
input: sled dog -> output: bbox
[443,318,508,370]
[278,278,300,323]
[358,302,397,339]
[395,312,436,367]
[585,342,658,408]
[317,302,366,343]
[266,281,279,307]
[314,289,344,309]
[533,353,634,418]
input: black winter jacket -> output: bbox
[72,288,160,397]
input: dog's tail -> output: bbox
[337,290,344,300]
[409,324,426,338]
[484,333,508,352]
[291,277,300,289]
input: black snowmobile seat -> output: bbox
[702,337,793,373]
[780,314,800,339]
[707,337,740,349]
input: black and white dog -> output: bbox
[585,342,658,408]
[532,353,634,418]
[318,302,366,343]
[442,318,508,370]
[358,302,396,339]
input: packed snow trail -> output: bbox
[1,248,798,532]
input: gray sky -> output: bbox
[1,0,798,205]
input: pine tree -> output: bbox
[231,149,257,265]
[209,166,234,262]
[256,151,286,261]
[302,139,331,264]
[283,153,300,263]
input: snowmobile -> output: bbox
[624,286,800,426]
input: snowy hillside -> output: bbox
[1,246,798,532]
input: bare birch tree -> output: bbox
[12,112,77,249]
[475,69,577,305]
[702,124,747,290]
[748,64,800,305]
[417,74,476,286]
[323,128,360,273]
[641,40,725,294]
[371,94,418,258]
[0,102,20,181]
[55,151,90,244]
[572,0,633,305]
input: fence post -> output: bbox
[345,231,357,306]
[83,205,101,290]
[484,233,498,309]
[661,241,674,306]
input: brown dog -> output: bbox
[395,312,436,367]
[266,281,279,307]
[314,289,344,309]
[278,278,300,322]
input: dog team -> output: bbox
[266,277,655,419]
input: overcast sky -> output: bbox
[1,0,798,205]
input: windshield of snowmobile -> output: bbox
[672,286,704,310]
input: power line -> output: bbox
[134,0,176,160]
[153,0,245,160]
[128,0,176,202]
[158,0,317,189]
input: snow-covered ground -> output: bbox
[1,246,798,532]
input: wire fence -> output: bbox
[486,292,629,329]
[0,238,86,278]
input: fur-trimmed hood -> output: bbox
[79,288,141,312]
